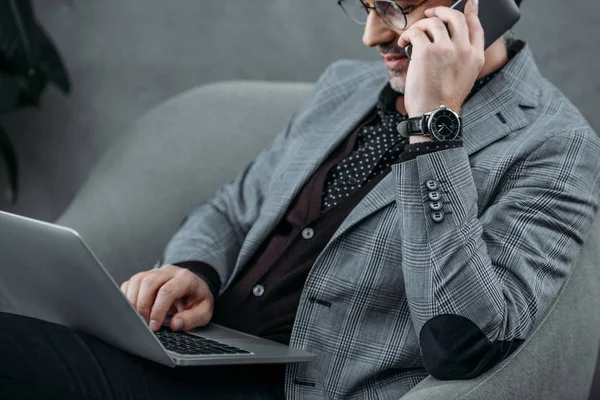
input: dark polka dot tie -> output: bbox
[321,108,409,213]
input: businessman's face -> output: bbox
[361,0,452,93]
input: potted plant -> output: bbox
[0,0,70,202]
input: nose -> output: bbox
[362,10,400,47]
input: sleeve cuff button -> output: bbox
[431,211,445,223]
[426,180,439,191]
[428,191,441,201]
[429,201,443,211]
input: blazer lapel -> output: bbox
[462,44,541,155]
[328,171,396,244]
[461,76,529,155]
[234,75,388,271]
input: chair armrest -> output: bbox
[401,215,600,399]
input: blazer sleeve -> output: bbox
[394,128,600,380]
[158,114,296,295]
[158,63,342,295]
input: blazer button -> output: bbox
[302,227,315,240]
[429,201,443,211]
[253,285,265,297]
[428,191,441,201]
[431,210,445,223]
[426,180,438,191]
[346,177,358,186]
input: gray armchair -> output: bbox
[55,81,600,399]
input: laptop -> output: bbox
[0,210,316,367]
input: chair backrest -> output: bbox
[56,81,314,285]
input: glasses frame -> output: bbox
[338,0,430,30]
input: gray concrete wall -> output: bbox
[1,0,598,220]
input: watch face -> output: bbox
[429,109,461,141]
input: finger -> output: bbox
[120,281,129,294]
[165,299,185,316]
[125,272,147,309]
[136,271,172,326]
[149,276,191,331]
[425,6,469,46]
[173,299,186,313]
[464,0,484,50]
[405,17,452,45]
[171,300,213,331]
[398,27,434,54]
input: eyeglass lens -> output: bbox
[341,0,408,29]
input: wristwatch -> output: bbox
[397,105,462,141]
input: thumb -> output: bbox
[170,299,213,331]
[464,0,484,50]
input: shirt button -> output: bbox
[429,201,443,211]
[431,210,445,223]
[346,177,358,186]
[426,180,438,191]
[302,228,315,240]
[428,191,441,202]
[252,285,265,297]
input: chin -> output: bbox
[388,72,405,93]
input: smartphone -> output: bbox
[404,0,521,59]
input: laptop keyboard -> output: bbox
[155,327,252,356]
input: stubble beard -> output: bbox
[378,41,408,93]
[389,68,406,93]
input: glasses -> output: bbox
[338,0,429,30]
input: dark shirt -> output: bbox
[213,116,390,345]
[178,40,525,350]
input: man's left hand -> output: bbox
[398,0,485,118]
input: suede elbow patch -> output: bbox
[419,314,524,380]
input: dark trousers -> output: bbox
[0,312,286,400]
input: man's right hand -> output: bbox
[120,264,215,332]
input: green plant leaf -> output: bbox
[0,0,37,73]
[17,69,48,107]
[0,0,71,94]
[0,71,20,113]
[0,124,18,202]
[34,25,70,94]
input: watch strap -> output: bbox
[408,117,425,134]
[397,116,427,138]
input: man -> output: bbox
[1,0,599,399]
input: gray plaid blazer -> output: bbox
[162,44,600,399]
